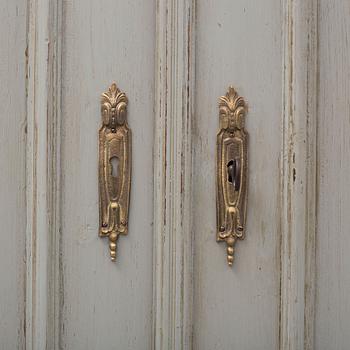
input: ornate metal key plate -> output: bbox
[99,83,131,261]
[217,86,248,266]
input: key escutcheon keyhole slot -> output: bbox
[227,159,240,192]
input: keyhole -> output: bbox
[227,160,235,183]
[227,159,240,191]
[110,156,119,178]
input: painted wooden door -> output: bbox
[1,0,350,350]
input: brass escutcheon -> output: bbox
[99,83,131,262]
[216,86,248,266]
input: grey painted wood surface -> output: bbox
[0,1,27,348]
[1,0,350,348]
[279,1,318,349]
[153,1,195,349]
[59,1,155,349]
[316,1,350,349]
[25,1,63,348]
[192,1,282,349]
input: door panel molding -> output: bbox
[23,1,319,348]
[25,0,62,349]
[279,1,318,349]
[153,1,195,349]
[0,0,27,348]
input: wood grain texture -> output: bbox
[193,1,283,349]
[153,1,194,349]
[279,1,318,349]
[0,0,27,348]
[25,0,62,349]
[316,1,350,349]
[59,1,155,349]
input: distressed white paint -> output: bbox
[59,1,155,349]
[193,2,283,349]
[315,1,350,349]
[3,0,350,348]
[0,0,27,348]
[25,0,62,349]
[153,1,194,349]
[193,0,318,349]
[279,1,318,349]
